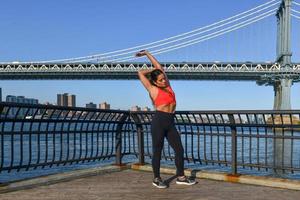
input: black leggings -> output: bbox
[151,111,184,178]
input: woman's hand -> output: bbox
[135,50,148,57]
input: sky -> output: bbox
[0,0,300,110]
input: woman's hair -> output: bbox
[149,69,163,86]
[147,69,163,107]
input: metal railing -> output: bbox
[132,110,300,175]
[1,102,300,178]
[0,102,132,172]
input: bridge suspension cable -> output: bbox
[82,1,280,62]
[74,2,279,63]
[108,9,278,63]
[292,9,300,14]
[16,0,280,64]
[69,5,278,63]
[291,1,300,19]
[78,0,280,61]
[291,14,300,19]
[293,1,300,6]
[291,9,300,14]
[291,7,300,19]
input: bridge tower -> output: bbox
[274,0,293,110]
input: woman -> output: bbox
[136,50,196,189]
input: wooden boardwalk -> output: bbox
[0,169,300,200]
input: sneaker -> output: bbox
[176,176,197,185]
[152,177,168,189]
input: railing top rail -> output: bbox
[132,110,300,115]
[2,102,300,115]
[0,102,130,114]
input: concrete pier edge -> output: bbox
[131,163,300,191]
[0,164,130,194]
[1,163,300,193]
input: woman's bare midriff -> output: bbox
[155,103,176,113]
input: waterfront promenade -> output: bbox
[2,103,300,199]
[1,169,300,200]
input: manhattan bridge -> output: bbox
[0,0,300,110]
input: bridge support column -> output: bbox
[273,78,292,110]
[273,78,292,175]
[274,130,292,175]
[273,0,293,175]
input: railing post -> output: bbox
[228,114,237,175]
[131,113,145,165]
[0,104,4,114]
[115,113,129,166]
[0,104,3,184]
[137,123,144,165]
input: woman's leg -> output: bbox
[166,125,184,176]
[151,116,165,178]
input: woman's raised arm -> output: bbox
[136,50,170,85]
[138,69,154,92]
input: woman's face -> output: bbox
[154,73,167,88]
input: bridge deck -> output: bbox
[1,169,299,200]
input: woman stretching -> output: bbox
[136,50,196,189]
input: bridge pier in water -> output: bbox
[273,78,292,110]
[273,0,293,174]
[272,78,293,174]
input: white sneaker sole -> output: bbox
[152,182,167,189]
[176,181,196,185]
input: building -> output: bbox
[7,95,39,105]
[86,102,97,109]
[131,106,150,111]
[43,102,55,116]
[44,102,53,105]
[6,95,39,117]
[131,106,141,111]
[83,102,97,118]
[57,94,65,106]
[57,93,76,107]
[142,106,151,111]
[57,93,76,117]
[6,95,16,102]
[68,94,76,107]
[99,102,110,109]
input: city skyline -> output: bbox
[5,94,39,116]
[0,0,300,110]
[1,88,151,110]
